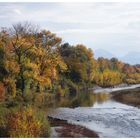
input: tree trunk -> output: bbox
[21,75,25,94]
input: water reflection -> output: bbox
[51,92,111,108]
[92,92,111,104]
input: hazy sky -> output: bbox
[0,3,140,57]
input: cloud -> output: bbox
[55,29,95,34]
[0,3,140,56]
[13,9,22,15]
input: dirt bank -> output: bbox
[112,88,140,108]
[48,117,99,138]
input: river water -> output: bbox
[48,84,140,138]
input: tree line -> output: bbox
[0,22,140,100]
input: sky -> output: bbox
[0,3,140,57]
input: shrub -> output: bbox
[5,96,19,108]
[125,79,137,84]
[0,109,8,137]
[0,105,19,137]
[56,85,65,97]
[0,82,5,102]
[6,106,50,138]
[65,79,78,95]
[23,92,34,104]
[33,93,48,107]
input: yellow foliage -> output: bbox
[7,106,50,137]
[5,60,19,75]
[94,69,122,87]
[3,78,16,97]
[126,73,140,84]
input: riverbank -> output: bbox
[48,117,99,138]
[93,84,140,93]
[112,87,140,108]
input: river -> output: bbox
[48,84,140,138]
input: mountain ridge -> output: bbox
[94,49,140,65]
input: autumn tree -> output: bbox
[27,41,67,93]
[0,28,20,96]
[7,22,38,94]
[59,43,96,91]
[94,69,122,87]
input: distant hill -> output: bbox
[120,52,140,65]
[94,49,140,65]
[94,49,115,59]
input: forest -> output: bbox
[0,22,140,137]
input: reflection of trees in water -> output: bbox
[53,92,111,108]
[93,92,110,104]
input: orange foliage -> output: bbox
[0,82,5,101]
